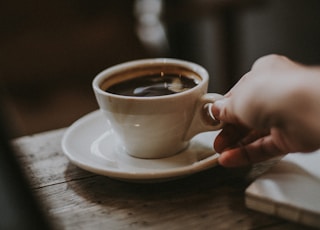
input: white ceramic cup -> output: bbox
[92,58,223,159]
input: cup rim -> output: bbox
[92,58,209,100]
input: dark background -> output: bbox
[2,0,320,137]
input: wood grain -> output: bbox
[11,129,313,230]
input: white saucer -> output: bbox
[62,110,220,182]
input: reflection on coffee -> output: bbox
[106,73,199,97]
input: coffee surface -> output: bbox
[106,73,198,97]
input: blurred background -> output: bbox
[1,0,320,137]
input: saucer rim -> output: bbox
[61,110,219,182]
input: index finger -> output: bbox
[214,124,250,153]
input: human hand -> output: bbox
[212,54,320,167]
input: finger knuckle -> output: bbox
[252,54,288,70]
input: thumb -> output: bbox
[211,98,239,124]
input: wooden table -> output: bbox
[12,128,314,230]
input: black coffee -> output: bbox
[106,73,199,97]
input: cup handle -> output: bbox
[184,93,224,140]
